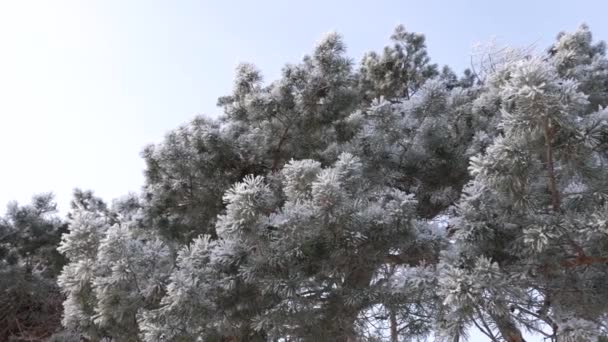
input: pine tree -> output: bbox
[0,194,66,340]
[57,190,114,340]
[141,116,246,242]
[93,214,173,341]
[442,55,608,341]
[359,25,439,101]
[550,24,608,112]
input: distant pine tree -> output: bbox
[0,194,67,340]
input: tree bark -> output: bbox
[490,311,526,342]
[271,125,291,171]
[321,265,375,342]
[390,308,398,342]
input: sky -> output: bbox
[0,1,606,339]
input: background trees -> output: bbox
[0,194,66,340]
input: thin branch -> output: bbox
[473,307,501,342]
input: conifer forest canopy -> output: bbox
[3,24,608,342]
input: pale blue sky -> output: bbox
[0,2,605,339]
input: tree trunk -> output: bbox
[318,300,360,342]
[390,309,398,342]
[320,265,375,342]
[490,311,526,342]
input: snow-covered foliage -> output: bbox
[47,24,608,341]
[57,191,114,339]
[441,28,608,341]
